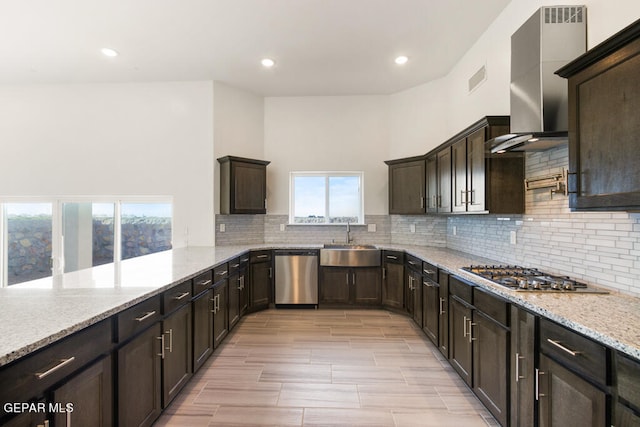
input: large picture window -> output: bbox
[0,198,172,287]
[290,172,364,224]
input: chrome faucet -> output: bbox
[346,222,353,244]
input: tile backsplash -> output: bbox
[215,146,640,296]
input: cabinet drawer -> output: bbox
[383,250,404,264]
[405,254,421,271]
[0,319,111,415]
[250,250,272,263]
[192,270,213,296]
[162,280,192,315]
[229,257,242,275]
[617,352,640,409]
[116,296,161,342]
[449,276,473,305]
[473,288,509,326]
[540,318,608,387]
[213,263,229,283]
[422,261,437,281]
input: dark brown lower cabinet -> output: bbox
[422,278,439,345]
[538,353,607,427]
[320,267,381,305]
[437,271,449,358]
[381,251,404,309]
[192,289,214,372]
[449,295,473,386]
[52,355,112,427]
[117,323,162,427]
[473,309,509,427]
[161,304,192,407]
[249,251,272,311]
[213,279,229,348]
[510,307,536,427]
[228,270,241,330]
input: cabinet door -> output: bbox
[213,280,229,348]
[449,296,473,386]
[53,355,112,427]
[511,307,536,427]
[228,272,240,330]
[538,354,607,427]
[382,261,404,309]
[565,37,640,210]
[438,272,449,358]
[388,159,426,214]
[426,154,439,213]
[352,267,381,306]
[320,267,351,304]
[472,310,508,427]
[118,323,162,427]
[466,128,486,212]
[412,275,423,327]
[422,280,439,346]
[232,161,267,213]
[162,304,192,407]
[249,261,271,311]
[238,270,248,316]
[437,147,452,213]
[192,289,213,372]
[452,138,467,212]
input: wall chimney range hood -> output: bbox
[489,6,586,154]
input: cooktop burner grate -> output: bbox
[462,265,608,293]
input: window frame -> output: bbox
[289,171,365,225]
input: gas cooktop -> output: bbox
[462,265,608,294]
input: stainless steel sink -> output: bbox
[320,244,381,267]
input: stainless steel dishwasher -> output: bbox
[274,249,318,307]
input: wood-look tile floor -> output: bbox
[154,309,499,427]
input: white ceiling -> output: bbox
[0,0,511,96]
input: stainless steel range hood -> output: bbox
[489,6,586,154]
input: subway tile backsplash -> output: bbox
[215,146,640,296]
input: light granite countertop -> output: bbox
[1,244,639,368]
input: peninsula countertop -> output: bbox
[1,244,639,368]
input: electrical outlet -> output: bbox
[368,224,376,232]
[219,224,225,232]
[280,224,286,231]
[410,224,416,233]
[510,230,517,245]
[453,226,457,236]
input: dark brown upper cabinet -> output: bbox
[447,116,524,214]
[556,19,640,211]
[218,156,270,214]
[385,156,427,214]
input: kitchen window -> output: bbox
[0,198,172,287]
[289,172,364,224]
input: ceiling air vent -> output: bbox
[544,6,583,24]
[468,65,487,93]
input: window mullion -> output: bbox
[325,175,330,224]
[0,204,5,287]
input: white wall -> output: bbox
[0,81,215,247]
[212,81,266,214]
[391,0,640,139]
[264,96,390,215]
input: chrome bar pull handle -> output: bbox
[515,353,522,383]
[166,329,173,353]
[468,319,476,343]
[157,335,165,359]
[547,339,581,356]
[463,315,468,338]
[535,369,545,400]
[439,297,445,315]
[173,292,190,301]
[135,311,156,322]
[35,357,76,379]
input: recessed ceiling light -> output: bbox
[101,48,119,57]
[395,55,409,65]
[261,58,275,68]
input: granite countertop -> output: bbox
[1,244,639,368]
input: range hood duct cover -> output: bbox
[489,6,586,153]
